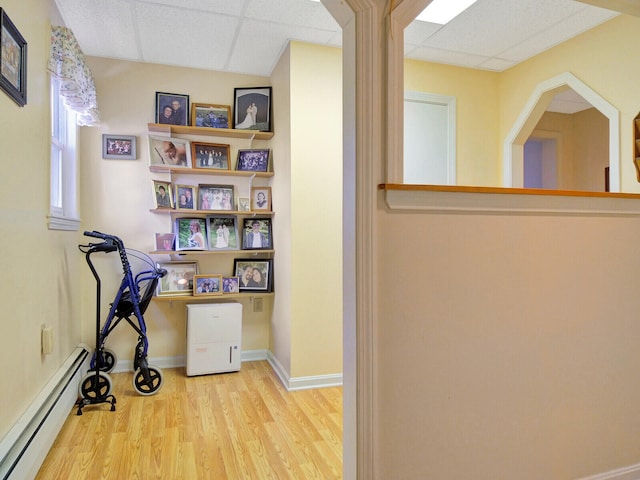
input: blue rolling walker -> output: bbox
[76,231,167,414]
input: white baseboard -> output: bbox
[579,464,640,480]
[266,351,343,391]
[111,350,269,373]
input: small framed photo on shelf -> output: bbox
[233,86,272,132]
[102,134,136,160]
[148,135,191,167]
[156,261,198,296]
[191,142,230,170]
[175,184,197,210]
[193,275,223,296]
[234,259,273,292]
[236,149,270,173]
[155,92,189,126]
[175,217,207,251]
[198,184,234,211]
[222,276,240,294]
[251,186,272,211]
[237,197,250,212]
[206,215,239,250]
[0,9,27,107]
[155,233,176,251]
[191,103,231,129]
[241,217,272,250]
[152,180,173,209]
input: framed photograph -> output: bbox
[191,142,230,170]
[206,215,239,250]
[222,276,240,294]
[155,233,176,251]
[193,275,223,296]
[152,180,173,209]
[234,259,273,292]
[175,184,197,210]
[102,134,136,160]
[0,9,26,107]
[233,86,272,132]
[251,186,272,211]
[148,135,191,167]
[157,261,198,296]
[236,149,270,173]
[191,103,231,129]
[175,217,207,251]
[237,197,250,212]
[155,92,189,126]
[198,184,234,211]
[241,217,272,250]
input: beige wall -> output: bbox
[0,0,83,440]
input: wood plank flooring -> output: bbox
[36,361,343,479]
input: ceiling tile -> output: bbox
[244,0,340,31]
[143,0,247,16]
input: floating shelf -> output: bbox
[148,123,274,140]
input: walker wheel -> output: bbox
[78,371,113,401]
[132,365,163,396]
[98,348,117,373]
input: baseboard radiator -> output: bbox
[0,346,89,480]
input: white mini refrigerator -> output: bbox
[186,302,242,376]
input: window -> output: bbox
[48,76,79,230]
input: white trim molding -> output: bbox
[578,462,640,480]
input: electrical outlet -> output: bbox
[253,297,263,312]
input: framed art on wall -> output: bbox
[0,9,26,107]
[234,259,273,292]
[102,134,136,160]
[233,86,271,132]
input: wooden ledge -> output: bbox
[379,184,640,216]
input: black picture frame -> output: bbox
[233,86,272,132]
[236,149,270,173]
[241,217,272,250]
[155,91,189,126]
[234,258,273,292]
[0,9,27,107]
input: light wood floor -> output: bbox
[36,361,343,479]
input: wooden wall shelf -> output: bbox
[148,123,274,140]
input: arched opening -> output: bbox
[503,72,619,191]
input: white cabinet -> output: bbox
[186,303,242,376]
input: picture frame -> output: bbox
[251,186,272,211]
[191,142,231,170]
[175,217,207,251]
[0,9,26,107]
[156,261,198,296]
[193,275,223,296]
[148,135,191,167]
[241,217,272,250]
[236,149,270,173]
[175,184,197,210]
[198,184,234,211]
[206,215,239,250]
[155,92,189,126]
[155,233,176,251]
[102,134,136,160]
[152,180,174,209]
[233,86,272,132]
[234,259,273,292]
[222,276,240,294]
[191,103,231,129]
[237,197,250,212]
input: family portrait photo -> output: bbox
[236,149,270,172]
[175,184,196,210]
[222,276,239,293]
[102,134,136,160]
[198,184,234,211]
[233,86,271,132]
[193,275,222,296]
[191,103,230,129]
[191,142,230,170]
[156,261,198,296]
[155,92,189,126]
